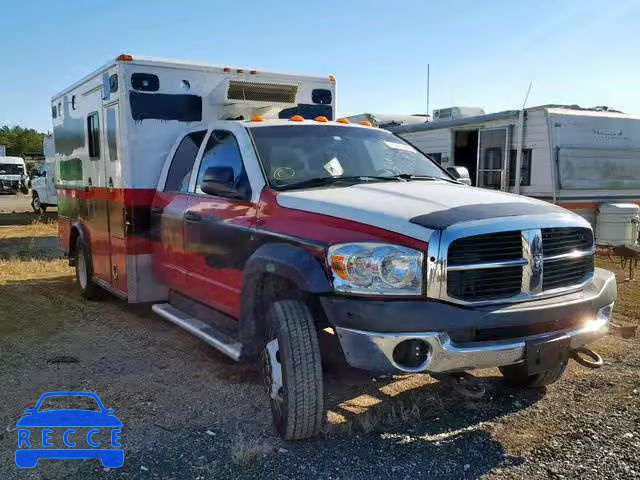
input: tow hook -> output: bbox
[570,347,603,369]
[434,372,486,400]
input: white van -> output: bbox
[0,156,28,194]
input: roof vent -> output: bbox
[433,106,485,121]
[226,80,298,104]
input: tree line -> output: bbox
[0,125,46,156]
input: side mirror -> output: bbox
[24,409,34,414]
[105,408,115,415]
[200,166,240,198]
[446,166,472,186]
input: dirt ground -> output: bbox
[0,194,638,479]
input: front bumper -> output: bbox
[322,268,617,374]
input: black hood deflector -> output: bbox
[410,202,565,230]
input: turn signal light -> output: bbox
[290,115,305,122]
[250,70,257,75]
[359,121,373,127]
[337,118,350,124]
[116,54,133,62]
[223,67,231,73]
[314,116,329,122]
[251,115,265,122]
[237,69,244,74]
[329,75,336,82]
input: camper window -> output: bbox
[87,112,100,159]
[508,149,532,186]
[164,130,207,192]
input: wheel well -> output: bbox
[243,273,329,357]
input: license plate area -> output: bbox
[525,336,570,375]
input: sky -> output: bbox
[1,0,640,132]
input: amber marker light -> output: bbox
[290,115,305,122]
[314,116,329,122]
[336,118,350,124]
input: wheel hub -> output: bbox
[265,339,283,401]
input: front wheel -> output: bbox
[31,192,45,213]
[499,361,567,388]
[262,299,324,440]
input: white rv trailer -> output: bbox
[391,105,640,228]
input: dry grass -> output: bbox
[229,434,273,466]
[0,257,71,282]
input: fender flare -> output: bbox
[238,243,332,358]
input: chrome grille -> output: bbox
[446,227,594,303]
[542,227,593,256]
[543,255,594,290]
[448,231,522,265]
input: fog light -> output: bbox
[392,339,430,369]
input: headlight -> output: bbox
[327,243,423,295]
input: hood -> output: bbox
[276,181,571,241]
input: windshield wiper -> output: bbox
[276,175,402,191]
[387,173,460,184]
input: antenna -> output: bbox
[513,81,533,195]
[426,64,430,121]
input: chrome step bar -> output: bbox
[152,303,242,361]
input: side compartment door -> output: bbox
[84,93,112,284]
[102,101,127,292]
[477,127,510,190]
[151,130,207,293]
[183,129,256,318]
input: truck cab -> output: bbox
[30,161,57,212]
[0,156,28,194]
[56,56,616,441]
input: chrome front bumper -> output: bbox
[335,303,613,374]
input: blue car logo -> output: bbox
[15,391,123,468]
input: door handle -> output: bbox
[184,211,202,222]
[151,206,164,214]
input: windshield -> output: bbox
[248,125,449,189]
[0,164,24,175]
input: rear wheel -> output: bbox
[499,361,567,388]
[262,299,324,440]
[75,240,103,300]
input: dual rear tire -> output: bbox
[75,240,103,300]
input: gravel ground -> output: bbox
[0,195,638,479]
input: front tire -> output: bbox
[499,361,567,388]
[31,192,44,213]
[262,299,324,440]
[75,240,103,300]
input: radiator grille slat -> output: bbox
[446,227,594,302]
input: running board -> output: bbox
[152,303,242,361]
